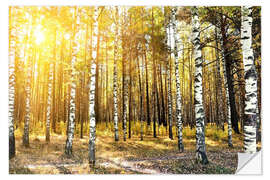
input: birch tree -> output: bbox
[65,7,80,156]
[9,7,16,158]
[191,6,208,164]
[172,7,184,152]
[241,6,257,153]
[122,7,128,141]
[23,11,33,147]
[88,6,99,165]
[23,50,31,147]
[113,6,120,141]
[140,52,145,141]
[166,12,173,140]
[46,61,53,142]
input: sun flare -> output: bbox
[34,25,45,45]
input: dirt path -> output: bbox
[22,155,193,174]
[23,156,183,174]
[99,158,162,174]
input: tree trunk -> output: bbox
[113,6,120,141]
[241,6,257,153]
[217,19,233,147]
[138,54,144,141]
[188,49,194,129]
[46,61,53,142]
[65,7,79,156]
[214,28,224,129]
[94,23,100,124]
[128,33,133,139]
[122,9,128,141]
[191,6,208,164]
[151,8,157,138]
[23,18,34,148]
[105,37,109,128]
[145,50,151,129]
[220,17,240,134]
[9,7,16,158]
[166,14,173,140]
[88,7,99,165]
[172,7,184,152]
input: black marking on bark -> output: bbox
[244,67,257,79]
[194,99,200,105]
[197,108,204,114]
[244,114,257,126]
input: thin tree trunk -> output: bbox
[138,54,144,141]
[122,9,128,141]
[113,6,120,141]
[105,37,109,127]
[151,8,157,138]
[9,7,16,158]
[52,52,56,133]
[94,24,100,124]
[23,17,34,148]
[217,19,233,147]
[214,26,224,130]
[141,11,150,129]
[46,61,53,142]
[172,7,184,152]
[189,48,194,129]
[88,6,99,165]
[128,31,133,139]
[220,16,240,134]
[65,7,79,156]
[166,13,173,140]
[145,50,151,129]
[159,64,166,127]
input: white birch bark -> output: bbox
[172,7,184,152]
[166,14,173,140]
[9,7,16,158]
[122,7,128,141]
[65,7,80,156]
[46,62,53,142]
[88,6,99,165]
[191,6,208,164]
[241,6,257,153]
[222,51,233,147]
[23,13,33,147]
[113,6,120,141]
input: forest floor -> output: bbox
[9,125,261,174]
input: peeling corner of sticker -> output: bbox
[236,150,262,175]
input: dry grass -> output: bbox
[9,122,261,174]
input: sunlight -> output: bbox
[64,33,70,40]
[34,25,45,45]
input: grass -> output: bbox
[9,122,261,174]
